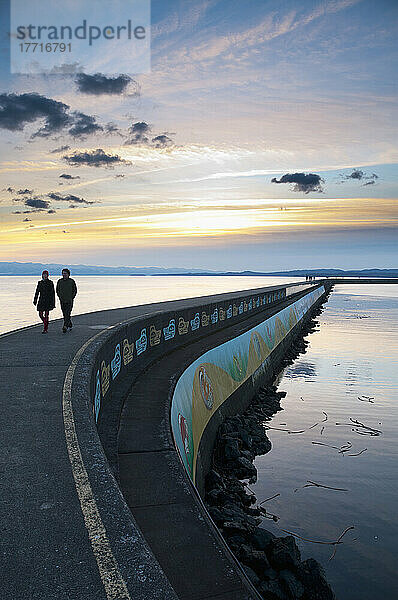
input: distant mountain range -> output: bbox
[1,262,397,277]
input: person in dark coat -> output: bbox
[33,270,56,333]
[56,268,77,333]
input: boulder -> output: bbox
[234,456,257,482]
[296,559,336,600]
[240,544,271,574]
[252,527,276,551]
[224,439,241,460]
[205,469,224,491]
[259,578,289,600]
[243,566,260,587]
[279,569,304,598]
[268,536,301,570]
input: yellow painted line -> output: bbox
[62,327,132,600]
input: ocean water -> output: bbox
[252,284,398,599]
[2,277,397,598]
[0,275,303,335]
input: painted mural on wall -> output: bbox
[91,282,307,424]
[170,286,325,482]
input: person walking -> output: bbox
[56,268,77,333]
[33,270,55,333]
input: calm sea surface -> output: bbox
[0,275,303,335]
[252,284,398,600]
[2,277,397,598]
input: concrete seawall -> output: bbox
[0,280,331,599]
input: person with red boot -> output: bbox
[33,270,56,333]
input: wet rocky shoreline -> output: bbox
[204,305,336,600]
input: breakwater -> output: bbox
[1,280,331,600]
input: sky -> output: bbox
[0,0,397,271]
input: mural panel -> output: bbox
[170,286,325,482]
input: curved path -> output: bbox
[2,287,286,600]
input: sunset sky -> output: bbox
[0,0,397,271]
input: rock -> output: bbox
[296,559,336,600]
[224,439,241,460]
[205,469,224,491]
[262,567,278,581]
[243,566,260,587]
[241,449,255,461]
[234,457,257,482]
[239,428,253,449]
[268,536,301,570]
[207,506,224,525]
[240,544,271,573]
[222,520,249,534]
[259,578,289,600]
[226,533,247,547]
[279,569,304,598]
[252,527,276,551]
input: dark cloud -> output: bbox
[104,122,123,136]
[271,172,324,194]
[69,111,103,137]
[59,173,80,180]
[17,188,34,195]
[50,145,70,154]
[124,122,175,147]
[47,192,94,205]
[152,134,173,148]
[125,121,151,145]
[47,209,56,214]
[75,73,138,96]
[4,187,14,193]
[24,198,50,209]
[341,169,379,185]
[63,148,128,168]
[0,93,70,136]
[0,92,102,139]
[346,169,365,180]
[23,218,31,222]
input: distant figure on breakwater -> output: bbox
[33,270,55,334]
[56,268,77,334]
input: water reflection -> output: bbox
[252,284,398,600]
[284,360,317,380]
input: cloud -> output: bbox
[0,93,70,136]
[47,209,56,214]
[59,173,80,180]
[346,169,365,180]
[17,188,34,195]
[152,134,174,148]
[104,122,123,135]
[0,92,102,139]
[23,218,31,222]
[341,169,379,185]
[63,148,129,168]
[50,145,71,154]
[4,187,14,193]
[126,121,151,145]
[75,73,138,96]
[24,198,50,209]
[68,111,103,137]
[271,172,324,194]
[47,192,94,205]
[124,122,175,147]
